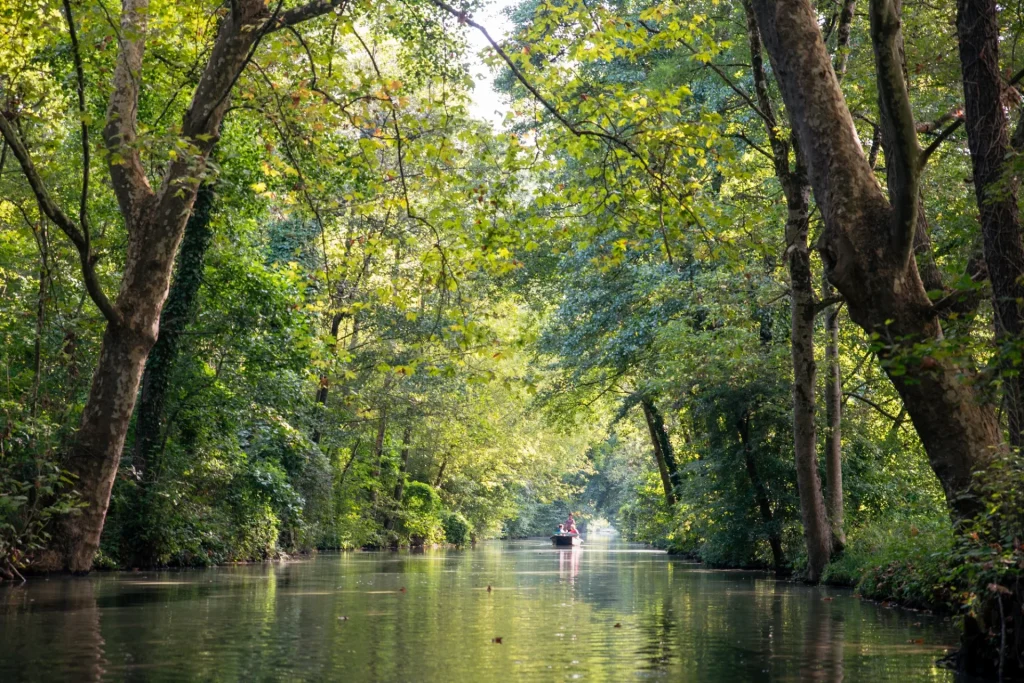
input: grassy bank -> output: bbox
[822,515,956,613]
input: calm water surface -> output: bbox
[0,539,958,681]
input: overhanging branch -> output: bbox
[0,115,120,325]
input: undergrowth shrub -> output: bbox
[822,514,955,610]
[442,510,472,546]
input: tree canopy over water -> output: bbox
[2,0,1024,676]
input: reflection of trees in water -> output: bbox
[624,574,852,679]
[800,590,845,681]
[0,579,109,681]
[59,580,106,682]
[0,548,956,680]
[635,594,677,669]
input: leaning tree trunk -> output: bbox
[787,191,833,582]
[747,0,1003,521]
[121,184,215,566]
[385,425,412,532]
[47,290,163,571]
[641,398,677,506]
[956,0,1024,449]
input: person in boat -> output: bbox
[557,524,566,535]
[565,514,578,535]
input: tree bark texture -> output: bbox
[641,398,678,506]
[117,185,215,566]
[748,0,1002,519]
[788,199,832,582]
[955,0,1024,449]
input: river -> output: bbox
[0,539,958,681]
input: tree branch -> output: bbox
[103,0,156,229]
[919,117,963,165]
[0,115,120,325]
[815,295,844,314]
[63,0,92,245]
[742,0,789,180]
[422,0,698,220]
[844,391,900,421]
[270,0,347,30]
[870,0,921,264]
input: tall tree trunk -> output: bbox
[738,412,786,573]
[2,0,345,573]
[787,191,832,582]
[823,289,846,551]
[132,184,215,481]
[744,0,832,579]
[47,326,157,572]
[747,0,1003,520]
[641,398,677,506]
[312,311,347,444]
[956,0,1024,449]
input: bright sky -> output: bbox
[464,1,515,127]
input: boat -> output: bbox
[551,534,583,547]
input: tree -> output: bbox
[745,0,1001,520]
[0,0,354,572]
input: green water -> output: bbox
[0,539,958,681]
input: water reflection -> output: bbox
[557,549,581,582]
[0,541,958,681]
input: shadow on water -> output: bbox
[0,540,960,682]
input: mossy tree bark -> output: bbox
[955,0,1024,449]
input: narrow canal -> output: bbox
[0,539,957,681]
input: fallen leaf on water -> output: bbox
[399,587,406,593]
[822,597,833,602]
[908,639,925,644]
[338,616,349,621]
[613,623,622,628]
[492,637,503,644]
[487,585,493,592]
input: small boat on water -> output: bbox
[551,534,583,547]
